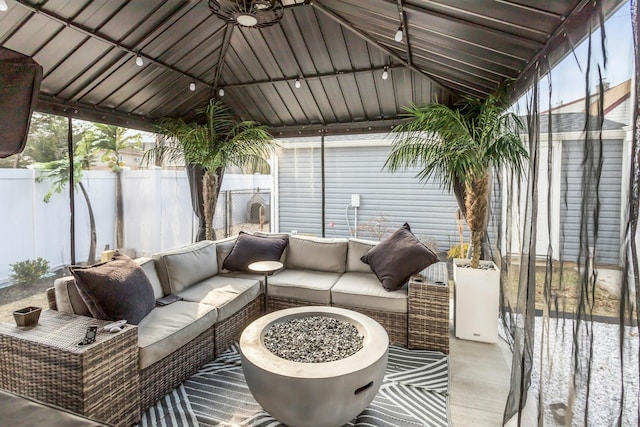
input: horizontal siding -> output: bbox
[560,139,622,265]
[278,142,469,253]
[277,146,323,236]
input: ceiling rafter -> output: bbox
[405,0,550,39]
[14,0,214,89]
[494,0,564,19]
[382,0,547,48]
[222,64,405,89]
[396,0,412,66]
[213,22,234,95]
[269,117,407,137]
[513,0,599,97]
[310,0,452,95]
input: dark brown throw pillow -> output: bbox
[361,223,438,291]
[69,252,156,325]
[223,232,288,272]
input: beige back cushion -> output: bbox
[153,240,218,294]
[285,236,348,273]
[54,276,91,316]
[215,236,238,273]
[136,257,164,299]
[347,238,378,273]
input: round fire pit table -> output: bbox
[240,306,389,427]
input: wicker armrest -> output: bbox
[407,262,450,353]
[46,287,57,311]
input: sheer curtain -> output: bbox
[500,1,639,425]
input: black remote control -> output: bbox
[78,326,98,346]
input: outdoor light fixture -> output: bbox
[0,0,8,12]
[294,78,301,89]
[189,81,196,91]
[135,55,144,67]
[218,88,225,96]
[208,0,284,28]
[394,26,403,42]
[382,66,389,80]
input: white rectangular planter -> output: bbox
[453,259,500,343]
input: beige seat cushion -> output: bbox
[137,301,217,370]
[153,240,218,294]
[177,276,261,321]
[331,272,407,313]
[267,269,340,304]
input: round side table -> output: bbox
[248,260,283,309]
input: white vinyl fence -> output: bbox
[0,168,270,284]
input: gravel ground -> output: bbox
[508,317,639,426]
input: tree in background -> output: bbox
[84,124,141,249]
[146,99,276,240]
[35,137,98,264]
[0,113,89,168]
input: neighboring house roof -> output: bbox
[546,79,631,115]
[588,80,632,115]
[538,113,626,132]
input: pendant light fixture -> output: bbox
[0,0,8,12]
[294,78,301,89]
[189,81,196,91]
[135,54,144,67]
[218,88,225,96]
[394,26,403,42]
[382,66,389,80]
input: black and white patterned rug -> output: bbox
[138,345,449,427]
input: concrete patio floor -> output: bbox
[449,320,513,426]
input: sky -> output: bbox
[516,0,634,111]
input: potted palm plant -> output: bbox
[386,86,527,343]
[146,99,277,240]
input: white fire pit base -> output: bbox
[240,306,389,427]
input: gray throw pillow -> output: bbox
[360,223,438,291]
[223,232,288,272]
[69,252,156,325]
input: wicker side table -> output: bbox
[0,310,139,426]
[408,261,450,353]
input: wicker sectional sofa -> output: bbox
[46,233,449,423]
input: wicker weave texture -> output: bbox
[139,325,215,411]
[267,296,325,313]
[408,262,450,353]
[331,304,408,346]
[214,296,263,356]
[46,287,57,311]
[0,311,139,426]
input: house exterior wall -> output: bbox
[560,139,623,265]
[275,135,468,252]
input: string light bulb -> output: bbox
[294,78,301,89]
[0,0,8,12]
[394,26,403,42]
[189,81,196,91]
[382,66,389,80]
[135,54,144,67]
[218,88,225,97]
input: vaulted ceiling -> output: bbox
[0,0,625,136]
